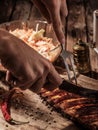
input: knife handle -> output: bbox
[59,80,98,99]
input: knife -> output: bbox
[59,80,98,99]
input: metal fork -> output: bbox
[60,43,77,85]
[35,22,77,84]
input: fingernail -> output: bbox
[61,38,65,44]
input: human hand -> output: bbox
[0,29,62,93]
[31,0,68,44]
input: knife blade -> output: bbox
[59,80,98,99]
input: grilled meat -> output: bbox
[40,88,98,130]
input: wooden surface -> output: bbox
[66,0,87,51]
[0,80,80,130]
[66,0,98,72]
[0,66,98,130]
[0,67,98,130]
[0,0,98,130]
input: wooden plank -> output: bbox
[83,0,93,43]
[89,0,98,11]
[66,0,87,52]
[0,81,80,130]
[84,0,98,72]
[55,66,98,90]
[11,0,32,21]
[0,0,16,23]
[29,5,45,21]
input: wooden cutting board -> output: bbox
[0,79,80,130]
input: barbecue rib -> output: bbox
[40,88,98,130]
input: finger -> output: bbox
[12,78,34,90]
[47,65,63,88]
[32,0,51,23]
[43,1,65,44]
[43,82,58,91]
[51,12,65,45]
[60,0,68,26]
[29,68,49,93]
[29,77,45,93]
[9,73,37,90]
[60,0,68,17]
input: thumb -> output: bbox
[46,65,62,90]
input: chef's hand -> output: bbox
[0,29,62,93]
[31,0,68,44]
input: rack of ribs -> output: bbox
[40,88,98,130]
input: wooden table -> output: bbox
[0,0,98,130]
[0,80,81,130]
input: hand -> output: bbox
[0,29,62,93]
[32,0,68,44]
